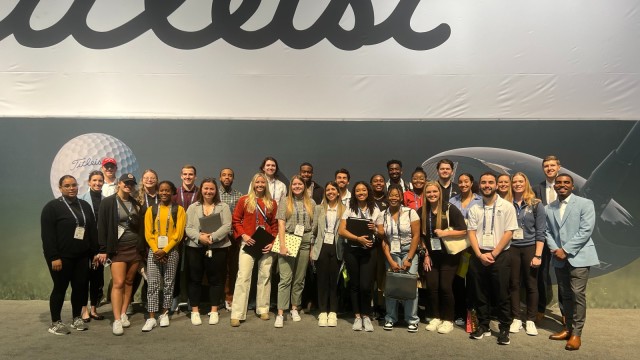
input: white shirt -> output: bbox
[559,194,572,221]
[102,181,117,197]
[546,180,556,204]
[467,196,519,251]
[340,189,352,206]
[325,205,338,233]
[376,206,418,245]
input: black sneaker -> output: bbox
[497,329,510,345]
[470,326,491,339]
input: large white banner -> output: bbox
[1,0,638,119]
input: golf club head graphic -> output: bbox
[421,122,640,278]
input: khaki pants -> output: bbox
[230,246,274,320]
[277,233,312,310]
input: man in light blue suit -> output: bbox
[545,173,599,351]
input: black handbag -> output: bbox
[384,270,417,300]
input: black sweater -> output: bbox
[40,197,97,262]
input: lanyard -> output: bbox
[358,207,369,219]
[155,205,173,236]
[482,200,497,235]
[145,193,158,208]
[325,206,338,233]
[60,197,86,227]
[180,187,196,207]
[293,198,307,225]
[255,201,267,226]
[513,201,524,227]
[412,191,421,210]
[427,210,436,237]
[384,208,402,239]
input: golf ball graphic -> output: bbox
[50,133,139,197]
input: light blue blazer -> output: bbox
[545,194,599,268]
[311,204,343,261]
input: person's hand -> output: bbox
[262,243,273,254]
[553,248,567,261]
[359,236,373,248]
[423,255,432,271]
[367,221,375,231]
[279,244,288,256]
[433,229,446,237]
[154,249,166,260]
[51,259,62,271]
[242,234,256,246]
[530,256,542,268]
[199,233,212,246]
[389,260,401,272]
[402,258,412,270]
[97,253,108,264]
[479,253,495,266]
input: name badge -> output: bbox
[74,226,85,240]
[294,224,305,237]
[390,240,401,253]
[117,225,125,239]
[158,235,169,248]
[430,237,442,251]
[323,233,335,245]
[513,228,524,240]
[482,233,494,247]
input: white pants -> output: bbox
[230,245,274,320]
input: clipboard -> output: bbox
[199,213,222,234]
[346,217,373,248]
[242,227,274,258]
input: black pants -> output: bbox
[315,244,341,313]
[88,263,104,307]
[47,256,90,322]
[425,251,460,322]
[509,245,538,321]
[343,246,377,316]
[470,249,512,331]
[186,246,228,308]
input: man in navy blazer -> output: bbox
[545,173,599,351]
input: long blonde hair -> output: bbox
[511,172,540,208]
[497,174,513,202]
[421,181,444,236]
[245,173,275,214]
[321,181,345,219]
[285,175,314,219]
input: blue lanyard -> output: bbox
[482,200,497,235]
[293,199,306,225]
[385,209,402,239]
[427,209,436,237]
[513,201,524,227]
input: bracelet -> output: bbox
[533,255,542,259]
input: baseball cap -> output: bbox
[102,157,117,167]
[119,173,137,184]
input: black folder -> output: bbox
[346,218,373,247]
[242,227,274,258]
[199,213,222,234]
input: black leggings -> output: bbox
[186,246,228,308]
[425,251,461,321]
[315,243,341,313]
[343,246,377,316]
[47,256,89,322]
[88,263,104,307]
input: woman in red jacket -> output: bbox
[230,173,278,327]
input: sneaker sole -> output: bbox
[383,327,393,331]
[471,331,491,339]
[498,339,511,345]
[71,327,88,331]
[141,327,156,332]
[407,329,418,333]
[48,329,69,335]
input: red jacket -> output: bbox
[232,196,278,241]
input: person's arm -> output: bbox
[232,198,246,241]
[163,206,186,253]
[312,205,320,236]
[144,207,158,252]
[40,202,61,267]
[184,204,201,246]
[403,218,421,270]
[531,202,547,267]
[278,219,288,255]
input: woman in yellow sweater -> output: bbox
[141,181,186,332]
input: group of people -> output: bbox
[41,155,598,351]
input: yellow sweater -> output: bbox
[144,204,186,253]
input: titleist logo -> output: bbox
[70,157,102,170]
[0,0,451,50]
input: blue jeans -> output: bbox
[384,246,419,325]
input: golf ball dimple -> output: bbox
[50,133,139,197]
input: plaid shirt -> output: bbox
[220,186,243,214]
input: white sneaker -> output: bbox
[112,320,124,336]
[274,315,284,328]
[318,312,328,327]
[510,319,522,333]
[159,312,170,327]
[525,320,538,336]
[363,316,374,332]
[191,312,202,326]
[437,320,454,334]
[141,318,157,332]
[208,312,219,325]
[120,313,130,328]
[425,318,442,332]
[489,319,500,333]
[352,317,363,331]
[327,312,337,327]
[290,309,301,322]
